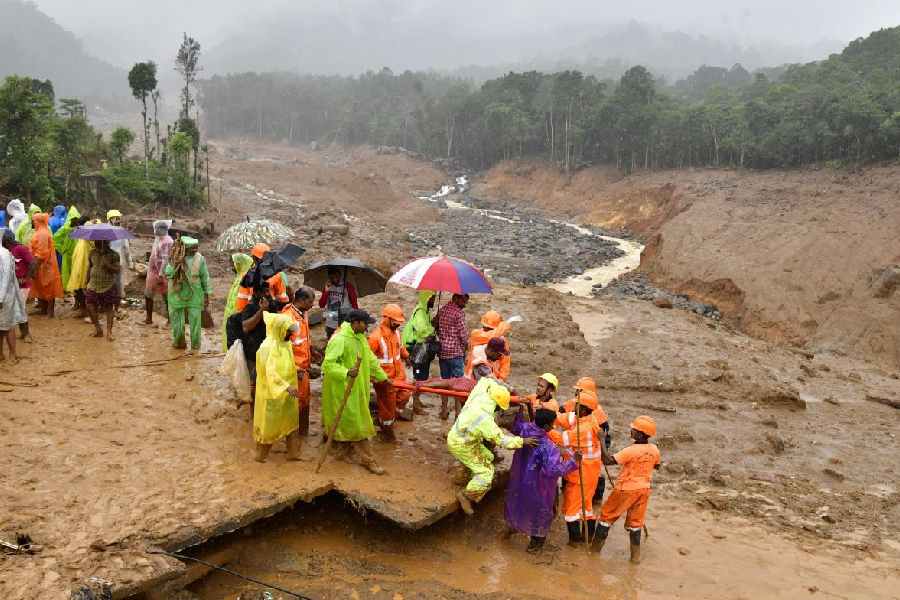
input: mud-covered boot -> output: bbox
[526,536,546,554]
[356,441,386,475]
[629,528,642,564]
[285,431,301,461]
[592,523,611,553]
[566,521,584,546]
[378,422,398,443]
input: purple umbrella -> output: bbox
[70,224,135,241]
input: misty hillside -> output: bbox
[202,8,838,81]
[0,0,126,100]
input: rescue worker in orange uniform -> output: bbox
[524,372,560,413]
[464,310,511,381]
[469,336,510,384]
[369,304,411,442]
[282,286,318,436]
[595,415,661,564]
[549,386,604,545]
[560,376,611,501]
[235,243,290,312]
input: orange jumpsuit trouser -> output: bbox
[561,458,602,522]
[599,488,651,530]
[375,379,411,425]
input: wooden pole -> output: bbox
[575,389,590,553]
[315,355,362,473]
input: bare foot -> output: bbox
[106,334,115,342]
[8,357,19,366]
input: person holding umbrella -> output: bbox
[85,240,121,340]
[321,309,389,474]
[318,267,359,340]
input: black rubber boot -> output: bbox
[592,523,611,553]
[587,520,597,541]
[526,536,546,554]
[566,521,584,545]
[593,475,606,502]
[629,528,642,563]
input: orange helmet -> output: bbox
[251,243,271,259]
[631,415,657,437]
[382,304,405,323]
[573,377,597,395]
[481,310,502,329]
[577,390,599,411]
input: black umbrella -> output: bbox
[303,258,387,297]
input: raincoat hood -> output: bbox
[33,213,50,229]
[232,252,254,274]
[27,204,41,217]
[417,290,434,306]
[264,311,294,341]
[6,200,24,219]
[153,219,173,237]
[49,205,67,231]
[107,209,123,220]
[401,291,437,346]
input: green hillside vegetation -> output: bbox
[200,25,900,172]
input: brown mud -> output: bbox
[3,142,900,598]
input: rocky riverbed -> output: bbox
[410,187,626,286]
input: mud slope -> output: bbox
[476,161,900,367]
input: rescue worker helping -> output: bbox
[464,310,511,380]
[369,304,411,442]
[447,378,537,515]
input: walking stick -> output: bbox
[574,390,590,553]
[315,355,362,473]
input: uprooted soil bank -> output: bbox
[475,160,900,369]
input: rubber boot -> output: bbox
[285,431,301,461]
[629,529,642,564]
[254,443,271,463]
[592,523,610,553]
[566,521,584,546]
[378,422,398,444]
[526,536,546,554]
[593,475,606,503]
[587,520,597,543]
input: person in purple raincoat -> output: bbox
[504,408,578,553]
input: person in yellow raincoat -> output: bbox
[253,312,302,463]
[66,218,98,317]
[321,309,389,474]
[221,253,253,351]
[447,378,536,514]
[16,203,41,244]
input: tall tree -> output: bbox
[175,34,202,120]
[128,61,157,178]
[0,76,55,201]
[110,127,135,164]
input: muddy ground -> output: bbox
[3,142,900,599]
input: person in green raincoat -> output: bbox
[16,203,42,244]
[222,253,253,351]
[52,206,80,289]
[253,312,302,462]
[164,237,210,354]
[321,309,389,474]
[447,377,534,514]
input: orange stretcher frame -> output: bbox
[392,381,527,405]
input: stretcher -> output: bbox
[392,381,528,405]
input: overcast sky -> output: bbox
[32,0,900,70]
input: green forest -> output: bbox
[0,35,207,206]
[200,26,900,172]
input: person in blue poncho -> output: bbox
[49,205,67,233]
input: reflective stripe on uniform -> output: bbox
[452,411,491,438]
[378,334,403,365]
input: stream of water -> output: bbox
[419,176,644,296]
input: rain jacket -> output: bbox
[165,252,210,310]
[369,319,409,381]
[6,201,26,240]
[222,253,253,351]
[321,321,388,442]
[17,203,41,244]
[28,213,63,300]
[401,291,435,346]
[504,415,577,537]
[282,302,312,409]
[464,324,511,380]
[253,312,300,445]
[66,238,92,292]
[52,206,80,287]
[49,205,67,233]
[550,395,604,522]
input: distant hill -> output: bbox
[0,0,127,101]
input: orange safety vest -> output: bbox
[368,321,409,381]
[464,326,511,380]
[281,304,311,370]
[235,274,289,312]
[553,414,603,461]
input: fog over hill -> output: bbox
[28,0,900,81]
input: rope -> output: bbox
[146,549,313,599]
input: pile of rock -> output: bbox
[598,273,721,320]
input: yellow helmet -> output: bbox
[539,372,559,390]
[490,384,511,410]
